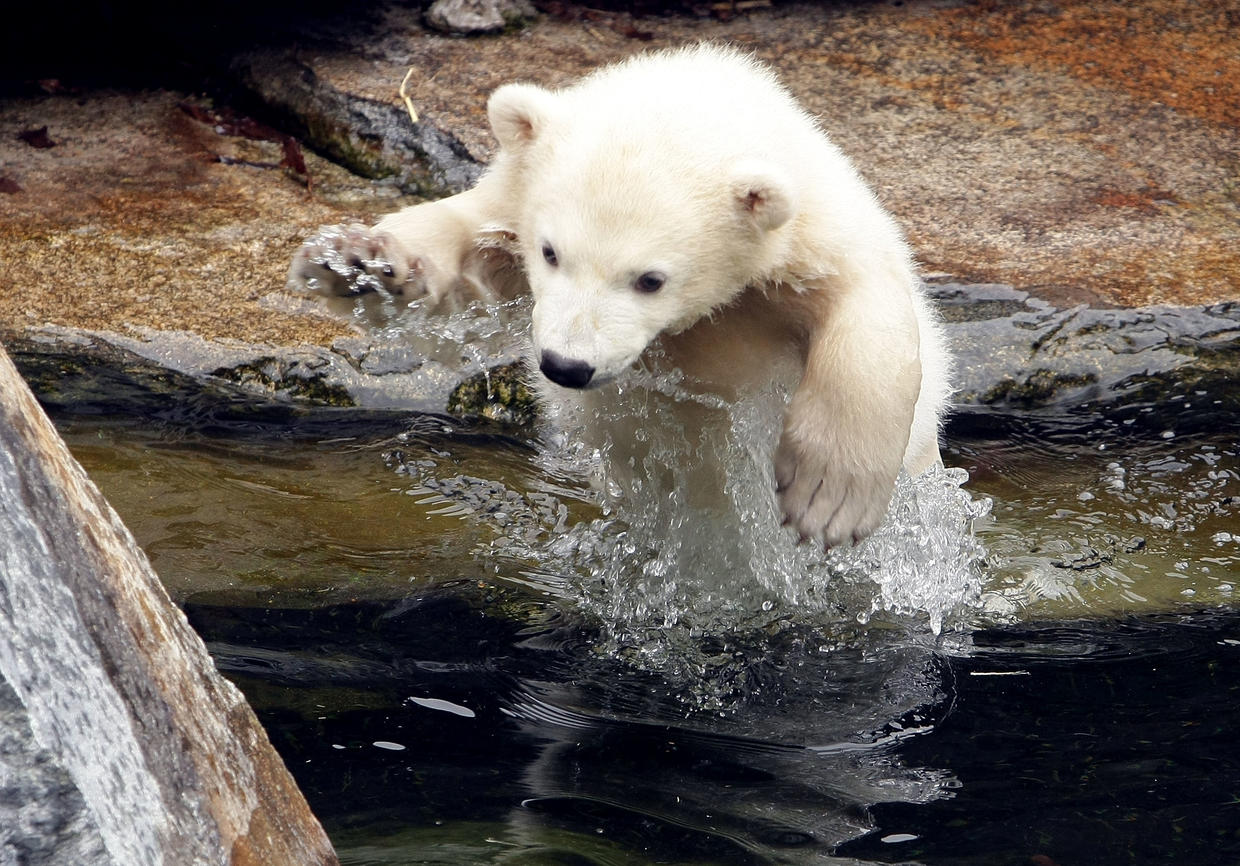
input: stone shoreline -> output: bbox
[1,0,1237,399]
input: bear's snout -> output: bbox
[539,350,595,389]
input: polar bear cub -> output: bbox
[289,44,951,548]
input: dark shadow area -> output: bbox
[187,590,1240,865]
[839,613,1240,866]
[1,1,381,91]
[0,0,770,92]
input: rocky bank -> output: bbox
[1,0,1237,410]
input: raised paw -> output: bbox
[287,224,425,299]
[774,427,899,549]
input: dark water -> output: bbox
[191,600,1240,866]
[841,616,1240,866]
[21,347,1240,865]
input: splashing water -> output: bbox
[382,299,990,690]
[536,365,989,675]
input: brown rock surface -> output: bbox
[0,0,1236,350]
[0,92,380,345]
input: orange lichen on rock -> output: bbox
[927,0,1240,130]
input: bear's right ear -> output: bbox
[731,161,798,232]
[487,84,559,152]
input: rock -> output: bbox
[447,361,539,425]
[0,0,1237,425]
[425,0,536,35]
[0,679,108,865]
[8,285,1239,430]
[220,0,1240,310]
[229,51,482,198]
[936,283,1240,426]
[0,345,339,866]
[0,90,371,349]
[2,0,1238,364]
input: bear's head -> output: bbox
[488,80,798,390]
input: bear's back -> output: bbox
[561,44,825,167]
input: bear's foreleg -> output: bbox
[287,177,526,311]
[774,278,922,548]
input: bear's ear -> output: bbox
[487,83,559,152]
[731,161,797,231]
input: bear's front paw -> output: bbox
[774,430,898,549]
[287,224,424,299]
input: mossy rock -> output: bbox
[974,368,1099,407]
[212,357,355,407]
[447,361,538,426]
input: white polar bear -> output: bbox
[289,44,952,548]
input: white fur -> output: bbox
[289,44,952,547]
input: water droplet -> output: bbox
[881,833,920,844]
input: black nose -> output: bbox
[539,350,595,389]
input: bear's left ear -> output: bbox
[488,83,560,152]
[731,161,797,231]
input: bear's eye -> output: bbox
[541,243,558,267]
[634,271,666,294]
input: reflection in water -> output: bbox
[839,614,1240,866]
[187,593,1240,866]
[188,594,962,865]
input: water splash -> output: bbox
[384,299,990,694]
[533,366,989,689]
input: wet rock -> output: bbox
[1050,547,1110,571]
[447,361,538,425]
[0,346,339,866]
[211,355,357,406]
[935,283,1240,419]
[9,324,521,415]
[9,283,1239,428]
[425,0,537,35]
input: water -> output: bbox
[15,310,1239,864]
[187,602,1240,866]
[949,409,1240,618]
